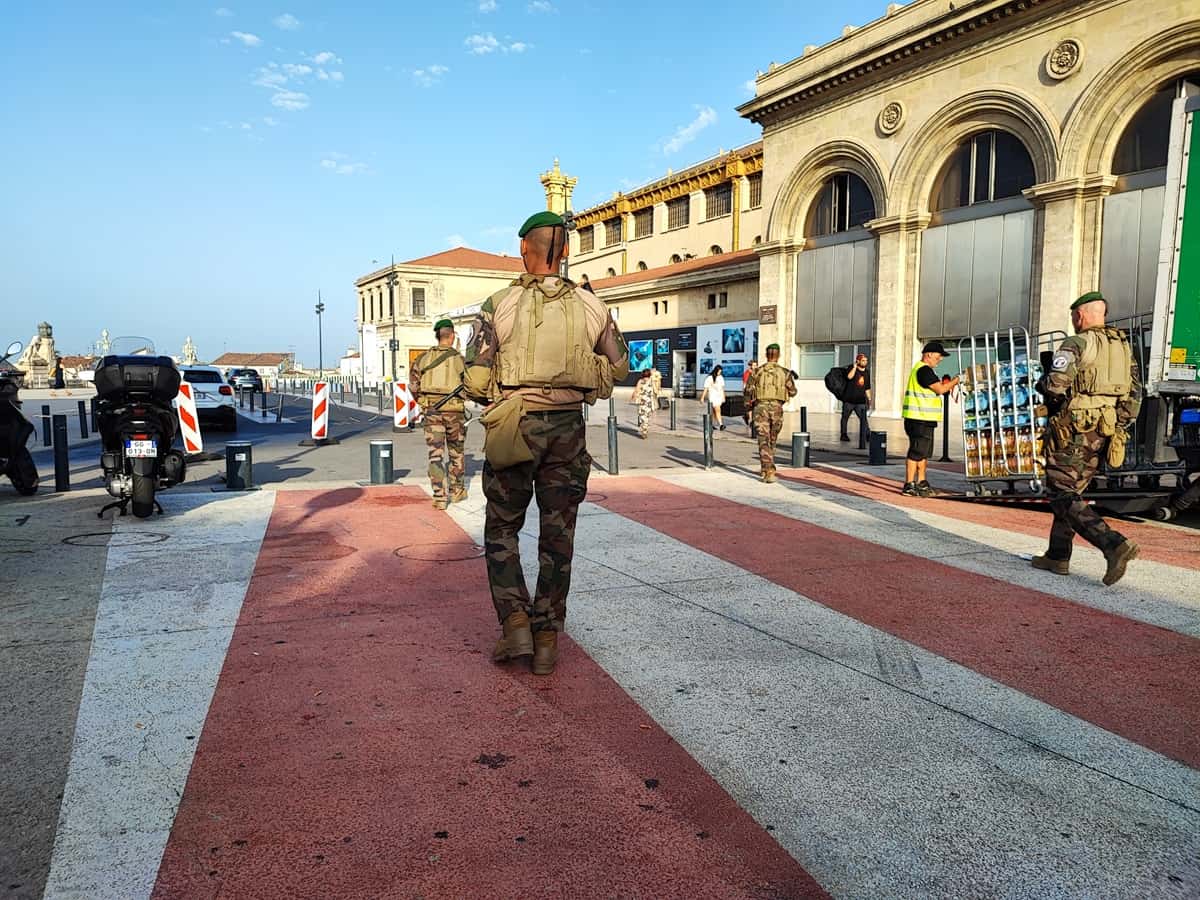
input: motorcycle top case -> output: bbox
[94,355,181,403]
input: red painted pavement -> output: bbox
[153,486,825,900]
[593,478,1200,770]
[789,465,1200,571]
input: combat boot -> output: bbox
[1102,539,1139,587]
[492,611,534,662]
[432,497,448,510]
[762,472,777,484]
[1031,555,1070,575]
[531,630,558,676]
[450,486,468,503]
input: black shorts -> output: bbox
[904,419,936,462]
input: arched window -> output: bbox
[709,245,723,256]
[1112,84,1188,176]
[636,261,648,271]
[806,172,876,237]
[933,130,1035,211]
[669,254,683,264]
[605,267,616,278]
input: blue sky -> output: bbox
[1,1,898,365]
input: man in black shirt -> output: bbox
[840,353,871,447]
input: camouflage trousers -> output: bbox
[753,401,784,476]
[423,411,466,499]
[482,410,591,633]
[1043,425,1125,558]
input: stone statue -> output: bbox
[182,336,199,364]
[17,322,56,386]
[99,329,112,354]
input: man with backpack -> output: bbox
[410,319,469,510]
[745,344,797,483]
[840,353,872,447]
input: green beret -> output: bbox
[1071,291,1106,310]
[518,211,565,237]
[433,318,454,332]
[766,343,780,352]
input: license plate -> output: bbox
[195,391,209,400]
[125,439,157,458]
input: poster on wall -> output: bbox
[361,323,381,383]
[655,338,670,356]
[695,320,759,390]
[629,340,653,372]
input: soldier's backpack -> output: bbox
[496,275,602,394]
[824,365,849,401]
[419,347,465,395]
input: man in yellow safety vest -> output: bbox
[901,341,959,496]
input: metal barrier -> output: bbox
[791,432,810,467]
[225,441,253,490]
[52,414,69,491]
[868,431,888,465]
[77,400,89,439]
[369,440,394,484]
[607,396,619,475]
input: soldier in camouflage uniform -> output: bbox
[745,343,796,483]
[463,211,629,676]
[1034,291,1141,586]
[410,319,468,510]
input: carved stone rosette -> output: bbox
[1046,38,1083,81]
[877,101,906,136]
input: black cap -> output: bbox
[922,341,949,356]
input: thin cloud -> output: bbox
[479,0,498,10]
[528,0,555,11]
[316,69,345,82]
[744,79,757,95]
[321,157,369,175]
[215,7,234,16]
[446,234,467,248]
[263,116,279,126]
[229,31,261,47]
[311,51,341,65]
[660,106,718,155]
[508,41,529,53]
[465,33,500,54]
[274,13,300,30]
[271,89,309,110]
[412,64,449,87]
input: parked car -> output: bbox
[176,365,237,432]
[227,368,264,393]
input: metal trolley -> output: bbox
[956,326,1065,498]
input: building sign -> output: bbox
[760,305,778,325]
[696,319,760,386]
[676,330,696,351]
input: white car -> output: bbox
[176,365,237,432]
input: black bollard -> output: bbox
[791,432,810,467]
[868,430,888,465]
[799,405,808,434]
[670,397,677,430]
[702,412,714,469]
[248,390,255,413]
[607,396,619,475]
[261,391,268,417]
[42,404,51,446]
[357,385,363,407]
[275,391,284,423]
[369,440,394,484]
[377,388,384,413]
[225,441,253,490]
[52,414,69,491]
[77,400,89,439]
[939,393,953,462]
[90,397,98,432]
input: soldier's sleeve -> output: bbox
[1043,336,1084,398]
[409,352,424,397]
[463,297,498,401]
[595,312,630,380]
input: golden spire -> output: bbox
[540,158,577,215]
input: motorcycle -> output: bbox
[0,340,39,496]
[94,337,186,518]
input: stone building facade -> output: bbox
[570,143,765,281]
[740,0,1200,414]
[354,248,523,383]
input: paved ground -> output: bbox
[3,392,1198,899]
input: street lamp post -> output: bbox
[387,255,398,383]
[315,292,326,376]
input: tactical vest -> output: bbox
[902,364,941,422]
[496,276,601,391]
[418,347,465,396]
[1068,327,1133,412]
[755,363,789,403]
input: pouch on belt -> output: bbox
[479,395,534,469]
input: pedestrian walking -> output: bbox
[51,356,65,389]
[463,211,629,676]
[1033,291,1141,585]
[745,344,796,483]
[635,370,655,438]
[901,342,959,496]
[701,365,727,430]
[742,361,758,431]
[840,353,872,446]
[410,319,468,510]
